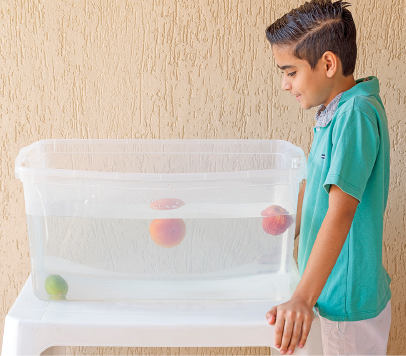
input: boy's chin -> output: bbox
[300,101,317,110]
[300,102,312,110]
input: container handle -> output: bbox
[15,146,30,180]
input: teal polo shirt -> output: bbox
[298,77,391,322]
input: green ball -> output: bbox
[45,275,68,300]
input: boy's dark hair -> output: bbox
[266,0,356,76]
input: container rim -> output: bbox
[15,139,307,182]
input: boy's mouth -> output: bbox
[295,94,301,100]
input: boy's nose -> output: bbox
[281,77,291,91]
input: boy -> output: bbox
[264,1,391,355]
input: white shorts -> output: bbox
[318,300,391,355]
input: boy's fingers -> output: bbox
[280,319,294,354]
[287,321,303,354]
[298,317,312,348]
[274,313,285,348]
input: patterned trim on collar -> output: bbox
[314,92,343,129]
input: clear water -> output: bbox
[26,211,295,301]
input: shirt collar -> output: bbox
[314,76,378,129]
[339,76,379,105]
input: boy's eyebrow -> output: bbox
[277,64,296,70]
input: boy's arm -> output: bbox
[265,184,359,355]
[295,181,306,239]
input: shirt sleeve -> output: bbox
[324,108,380,202]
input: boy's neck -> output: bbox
[322,75,357,107]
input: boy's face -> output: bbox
[272,45,334,110]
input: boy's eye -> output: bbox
[287,71,296,77]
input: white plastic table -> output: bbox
[1,263,322,356]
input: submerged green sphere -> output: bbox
[45,274,68,300]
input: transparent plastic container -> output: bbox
[15,139,306,301]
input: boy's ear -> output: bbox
[322,51,338,78]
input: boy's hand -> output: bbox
[265,295,314,355]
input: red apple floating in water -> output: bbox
[261,205,294,236]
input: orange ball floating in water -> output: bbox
[149,198,186,248]
[149,198,185,210]
[149,218,186,248]
[261,205,294,236]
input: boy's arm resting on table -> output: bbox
[295,181,306,239]
[265,184,359,355]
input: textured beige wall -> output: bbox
[1,0,405,355]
